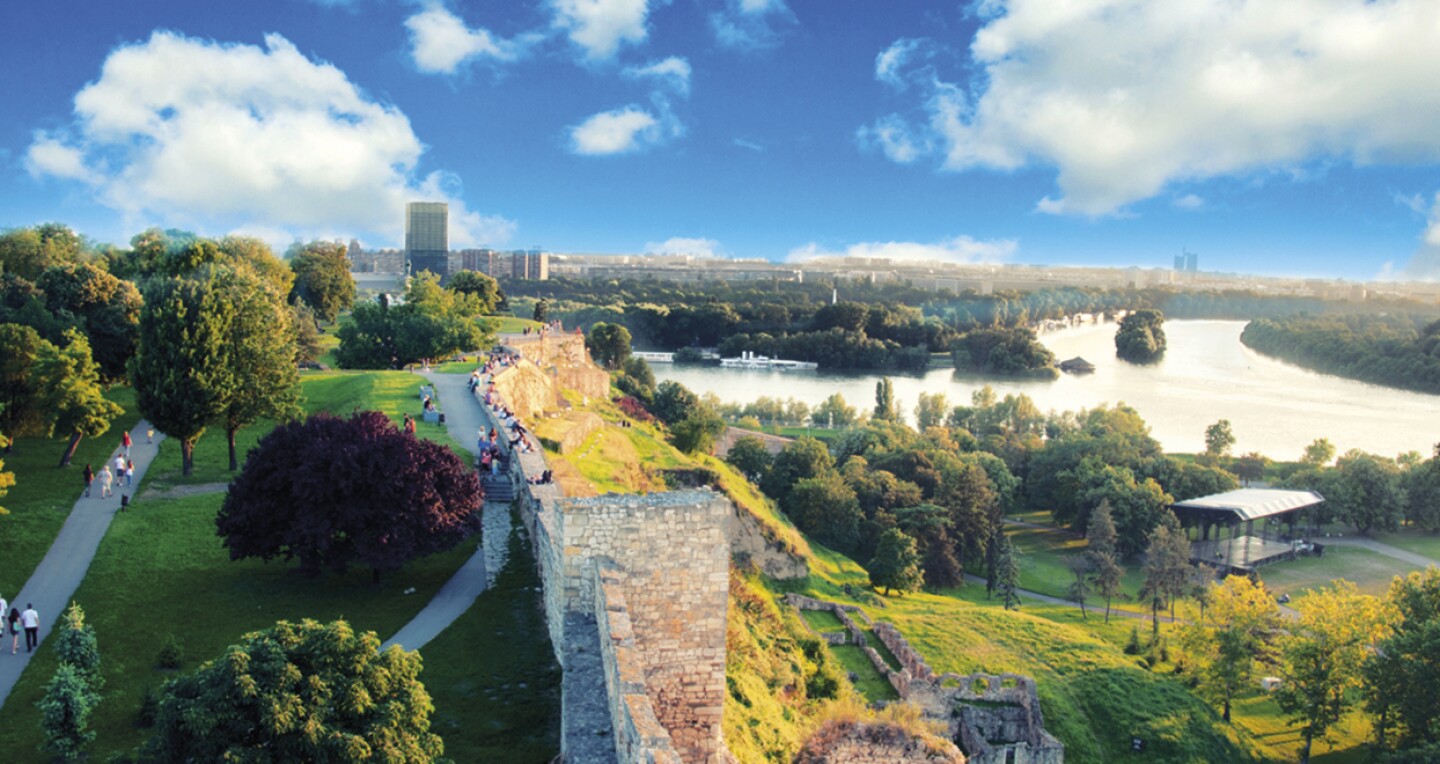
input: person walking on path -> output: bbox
[99,465,113,499]
[0,595,7,638]
[83,463,94,497]
[7,607,18,654]
[113,454,126,486]
[126,458,135,486]
[122,430,132,457]
[20,604,38,652]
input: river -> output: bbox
[655,320,1440,461]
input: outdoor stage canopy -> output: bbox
[1170,488,1326,574]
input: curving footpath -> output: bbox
[0,422,165,710]
[382,369,507,652]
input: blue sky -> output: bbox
[4,0,1440,280]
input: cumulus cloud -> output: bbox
[25,31,513,247]
[856,115,926,164]
[569,91,682,155]
[623,56,691,95]
[786,236,1017,266]
[875,38,925,89]
[405,5,534,74]
[867,0,1440,215]
[1173,194,1205,211]
[549,0,655,61]
[644,237,721,257]
[710,0,794,51]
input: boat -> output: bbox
[1058,357,1096,374]
[719,351,819,370]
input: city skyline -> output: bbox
[4,1,1440,281]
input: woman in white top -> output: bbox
[100,465,114,498]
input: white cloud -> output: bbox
[732,137,763,152]
[786,236,1017,266]
[644,237,721,257]
[1399,191,1440,280]
[549,0,654,62]
[856,115,925,164]
[869,0,1440,216]
[569,106,660,155]
[875,38,923,89]
[26,31,512,248]
[1173,194,1205,210]
[405,5,533,74]
[623,56,691,95]
[710,0,793,51]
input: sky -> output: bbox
[4,0,1440,281]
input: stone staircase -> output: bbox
[481,472,516,504]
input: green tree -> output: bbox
[811,392,857,428]
[37,663,100,761]
[761,436,836,506]
[1302,438,1336,467]
[336,273,489,369]
[1330,450,1406,534]
[287,241,355,323]
[867,528,923,595]
[1276,581,1390,763]
[586,321,633,369]
[1086,500,1127,622]
[1067,554,1093,618]
[291,302,324,364]
[873,377,899,422]
[1234,452,1271,486]
[532,298,548,324]
[0,223,84,281]
[54,602,103,688]
[0,433,13,515]
[994,532,1021,610]
[670,404,726,454]
[914,391,949,430]
[1139,514,1191,637]
[615,355,656,403]
[1204,419,1236,459]
[446,269,503,314]
[36,263,143,382]
[726,436,773,482]
[34,330,123,466]
[216,269,303,470]
[651,380,700,426]
[1180,575,1281,722]
[0,322,51,441]
[1115,308,1167,363]
[143,619,444,762]
[785,472,862,553]
[1364,568,1440,751]
[130,275,236,476]
[217,235,294,298]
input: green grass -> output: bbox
[422,510,560,763]
[771,426,838,443]
[0,385,138,597]
[0,492,478,759]
[1008,525,1150,614]
[487,316,542,334]
[830,644,899,703]
[1257,546,1422,597]
[1369,530,1440,562]
[800,609,846,633]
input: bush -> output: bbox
[1124,625,1142,655]
[135,686,158,728]
[155,634,184,670]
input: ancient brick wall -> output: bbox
[597,567,685,764]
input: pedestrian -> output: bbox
[147,427,154,444]
[126,458,135,486]
[100,465,114,498]
[113,453,126,483]
[122,429,132,457]
[0,594,7,636]
[83,463,94,497]
[7,606,19,654]
[21,603,39,652]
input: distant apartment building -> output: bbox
[406,202,449,278]
[1175,250,1199,272]
[348,239,405,273]
[512,249,550,280]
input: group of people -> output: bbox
[526,469,554,485]
[0,594,41,654]
[81,431,139,500]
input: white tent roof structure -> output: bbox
[1171,488,1325,522]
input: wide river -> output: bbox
[656,320,1440,461]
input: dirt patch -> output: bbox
[139,482,229,501]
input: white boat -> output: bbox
[718,351,819,370]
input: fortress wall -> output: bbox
[597,567,684,764]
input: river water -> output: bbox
[655,320,1440,461]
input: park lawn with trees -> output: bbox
[1256,546,1422,597]
[0,386,137,598]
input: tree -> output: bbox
[1180,575,1281,722]
[287,241,355,323]
[615,355,656,403]
[54,602,102,688]
[0,322,51,441]
[38,663,100,761]
[0,223,84,281]
[670,404,726,454]
[143,619,444,762]
[1276,581,1389,763]
[726,436,773,482]
[1404,444,1440,532]
[532,298,548,324]
[0,432,13,515]
[811,392,857,428]
[867,528,923,595]
[1115,308,1166,363]
[894,504,963,589]
[130,275,236,476]
[336,274,490,369]
[1139,513,1191,637]
[785,472,862,553]
[1329,450,1406,534]
[586,321,632,370]
[446,269,503,314]
[1091,552,1126,624]
[1364,568,1440,751]
[217,235,294,297]
[651,380,701,426]
[914,392,949,430]
[994,532,1021,610]
[291,302,324,364]
[873,377,899,422]
[34,330,123,466]
[1234,452,1271,486]
[1068,555,1093,618]
[216,269,303,470]
[216,411,482,579]
[1302,438,1336,467]
[37,263,143,381]
[1204,419,1236,459]
[1085,500,1128,622]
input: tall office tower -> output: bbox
[1185,250,1198,272]
[406,202,449,278]
[512,249,550,280]
[1174,254,1186,271]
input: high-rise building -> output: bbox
[406,202,449,278]
[512,249,550,280]
[1185,250,1198,272]
[1174,254,1186,271]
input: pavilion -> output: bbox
[1170,488,1326,575]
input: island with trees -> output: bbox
[1241,312,1440,394]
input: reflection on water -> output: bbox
[656,320,1440,461]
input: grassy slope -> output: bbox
[0,369,511,760]
[0,386,138,597]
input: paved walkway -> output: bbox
[0,422,164,710]
[1323,536,1440,568]
[383,369,503,652]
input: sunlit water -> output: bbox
[656,320,1440,461]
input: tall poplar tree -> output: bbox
[216,269,302,470]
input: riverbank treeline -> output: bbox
[506,277,1418,371]
[1240,313,1440,395]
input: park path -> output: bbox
[0,422,165,710]
[382,368,507,653]
[1322,536,1440,568]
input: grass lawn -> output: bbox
[422,511,560,763]
[0,385,138,597]
[1369,530,1440,563]
[1257,546,1422,597]
[1008,525,1150,614]
[0,492,479,759]
[487,316,542,334]
[830,644,899,703]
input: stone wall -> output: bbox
[597,567,684,764]
[506,333,611,401]
[793,720,964,763]
[491,361,556,421]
